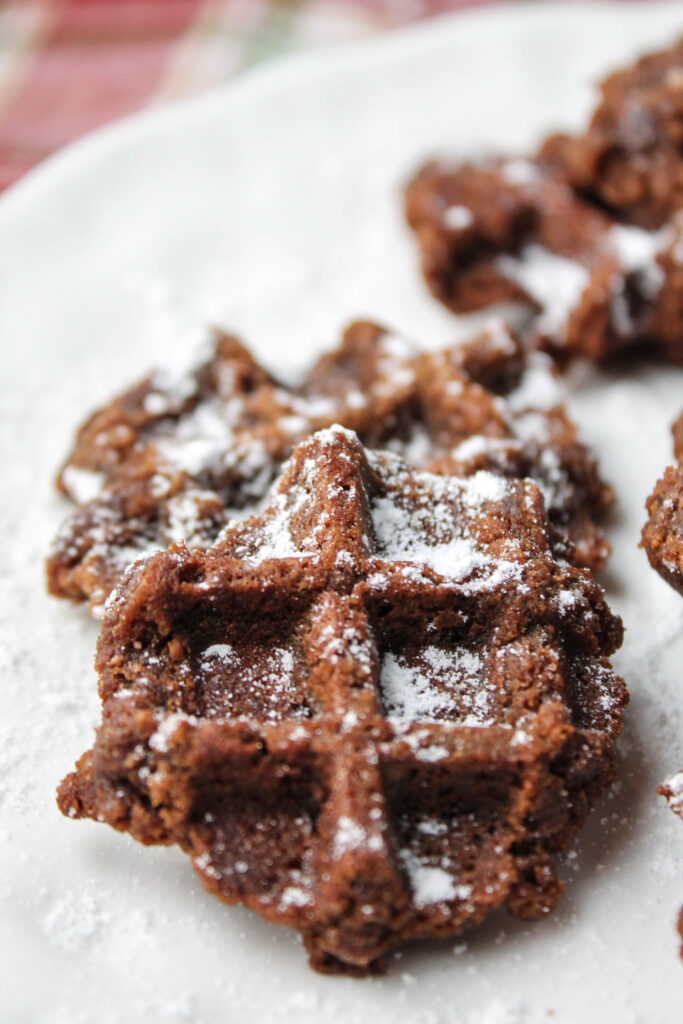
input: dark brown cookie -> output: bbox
[404,157,683,364]
[539,38,683,229]
[642,413,683,596]
[645,420,683,964]
[404,158,611,319]
[57,427,627,974]
[47,320,614,613]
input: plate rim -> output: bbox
[2,0,683,231]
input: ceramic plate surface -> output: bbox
[1,4,683,1022]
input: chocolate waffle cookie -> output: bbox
[47,320,613,614]
[539,38,683,230]
[644,416,683,955]
[405,157,683,364]
[642,412,683,596]
[58,427,627,975]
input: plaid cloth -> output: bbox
[0,0,503,192]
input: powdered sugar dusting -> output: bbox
[164,490,216,546]
[198,643,302,721]
[501,158,540,186]
[381,647,493,724]
[507,351,562,412]
[370,466,524,590]
[149,711,197,752]
[661,771,683,818]
[223,425,365,563]
[61,466,106,504]
[243,490,315,561]
[194,851,222,881]
[497,244,590,337]
[609,224,668,299]
[145,326,213,409]
[374,331,416,395]
[279,885,313,909]
[443,204,474,229]
[155,401,241,476]
[334,816,368,856]
[400,849,472,908]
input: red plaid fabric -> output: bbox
[0,0,501,192]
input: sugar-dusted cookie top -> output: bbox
[58,426,627,974]
[47,320,613,613]
[405,157,683,364]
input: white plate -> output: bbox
[1,3,683,1021]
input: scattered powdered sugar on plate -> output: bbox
[42,890,111,952]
